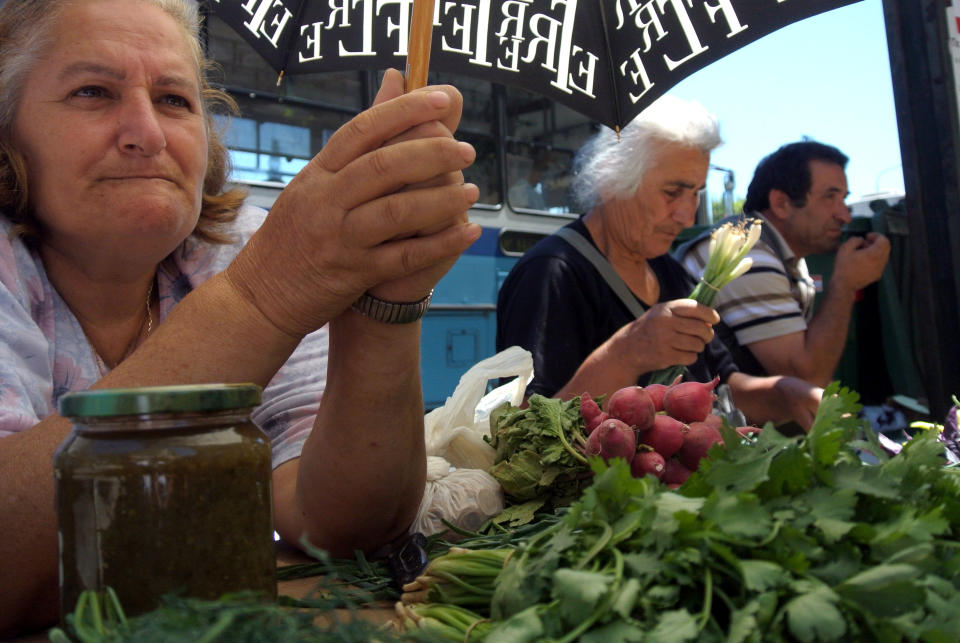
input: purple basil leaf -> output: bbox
[941,404,960,464]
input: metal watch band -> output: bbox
[350,289,433,324]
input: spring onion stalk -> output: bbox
[649,218,762,385]
[401,548,511,607]
[396,602,492,641]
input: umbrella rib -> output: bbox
[597,0,622,136]
[277,0,310,86]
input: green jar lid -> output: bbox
[59,383,263,418]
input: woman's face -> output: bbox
[12,0,208,268]
[604,142,710,260]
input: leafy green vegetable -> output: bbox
[49,590,409,643]
[49,514,564,643]
[57,385,960,641]
[407,383,960,641]
[486,395,592,514]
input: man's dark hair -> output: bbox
[743,141,849,213]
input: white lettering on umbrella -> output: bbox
[470,0,494,66]
[616,0,750,104]
[441,1,495,66]
[495,1,529,72]
[299,22,324,62]
[704,0,748,39]
[565,45,599,97]
[657,0,709,71]
[555,0,598,99]
[302,0,414,60]
[443,2,479,55]
[336,0,376,56]
[379,0,415,55]
[619,50,655,104]
[239,0,293,49]
[480,0,596,97]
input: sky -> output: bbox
[667,0,904,205]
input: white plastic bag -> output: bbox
[411,347,534,536]
[411,457,506,536]
[422,345,533,470]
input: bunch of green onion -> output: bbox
[400,547,510,607]
[397,547,508,640]
[650,218,762,385]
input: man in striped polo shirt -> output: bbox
[675,141,890,388]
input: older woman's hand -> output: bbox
[609,299,719,377]
[225,72,480,337]
[364,68,475,303]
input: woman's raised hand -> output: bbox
[365,68,479,303]
[225,70,480,337]
[611,299,719,377]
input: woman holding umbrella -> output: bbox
[496,95,822,428]
[0,0,479,634]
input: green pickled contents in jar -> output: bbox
[54,384,275,619]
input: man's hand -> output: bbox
[831,232,891,294]
[773,375,824,431]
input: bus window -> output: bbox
[504,86,598,214]
[499,230,548,257]
[206,13,363,186]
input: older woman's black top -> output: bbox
[496,217,739,398]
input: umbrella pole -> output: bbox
[405,0,435,91]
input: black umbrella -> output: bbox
[206,0,862,130]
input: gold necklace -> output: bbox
[93,279,154,375]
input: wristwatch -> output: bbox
[350,289,433,324]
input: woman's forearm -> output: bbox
[280,309,427,556]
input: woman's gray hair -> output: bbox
[571,95,722,211]
[0,0,245,244]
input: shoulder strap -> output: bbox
[555,226,647,318]
[754,219,789,266]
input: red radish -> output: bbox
[663,376,720,423]
[643,383,669,413]
[677,422,723,470]
[583,418,636,464]
[606,386,656,432]
[662,458,693,485]
[579,393,608,435]
[639,414,685,459]
[631,450,666,480]
[703,413,723,431]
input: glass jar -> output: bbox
[54,383,275,619]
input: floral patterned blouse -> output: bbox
[0,205,327,467]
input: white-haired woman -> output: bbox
[496,96,822,426]
[0,0,480,634]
